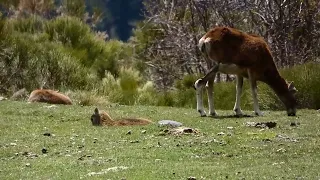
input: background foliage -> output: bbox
[0,0,319,110]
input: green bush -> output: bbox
[45,16,90,47]
[280,63,320,109]
[0,31,91,94]
[7,15,45,34]
[136,81,158,105]
[92,40,133,78]
[97,68,141,105]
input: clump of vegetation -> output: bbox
[0,0,319,112]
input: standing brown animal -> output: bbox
[28,89,72,105]
[90,108,152,126]
[194,27,297,116]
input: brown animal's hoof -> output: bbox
[194,79,205,90]
[287,113,296,116]
[208,111,218,117]
[198,110,206,117]
[290,122,300,126]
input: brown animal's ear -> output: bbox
[94,108,99,115]
[288,82,297,93]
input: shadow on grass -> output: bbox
[208,114,254,119]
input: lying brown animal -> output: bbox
[90,108,152,126]
[28,89,72,105]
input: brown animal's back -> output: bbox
[91,108,152,126]
[28,89,72,105]
[202,27,279,81]
[204,27,274,67]
[114,118,152,126]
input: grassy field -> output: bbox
[0,100,319,180]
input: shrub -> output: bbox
[45,16,91,47]
[67,90,109,106]
[136,81,158,105]
[92,40,133,79]
[281,63,320,109]
[7,15,45,34]
[97,67,142,105]
[0,31,91,94]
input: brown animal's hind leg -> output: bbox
[248,70,263,116]
[233,75,244,116]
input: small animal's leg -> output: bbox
[194,63,220,117]
[248,70,263,116]
[233,75,244,116]
[206,78,217,117]
[199,63,220,83]
[195,79,207,117]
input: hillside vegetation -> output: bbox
[0,0,319,110]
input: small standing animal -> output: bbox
[194,27,297,116]
[28,89,72,105]
[90,108,152,126]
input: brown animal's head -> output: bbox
[280,82,298,116]
[91,108,101,126]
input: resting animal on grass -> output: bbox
[28,89,72,105]
[194,27,297,117]
[90,108,152,126]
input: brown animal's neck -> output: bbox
[263,68,288,96]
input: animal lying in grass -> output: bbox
[28,89,72,105]
[90,108,152,126]
[194,27,297,116]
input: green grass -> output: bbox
[0,101,319,179]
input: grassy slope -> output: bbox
[0,101,319,179]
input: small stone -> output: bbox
[141,130,147,134]
[290,122,300,126]
[126,130,132,135]
[43,132,51,136]
[26,163,31,167]
[10,143,17,146]
[158,120,183,127]
[227,126,234,130]
[217,132,225,136]
[276,148,286,153]
[130,140,139,143]
[187,176,196,180]
[42,148,48,154]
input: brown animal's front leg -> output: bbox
[194,64,220,117]
[206,79,217,116]
[195,79,207,117]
